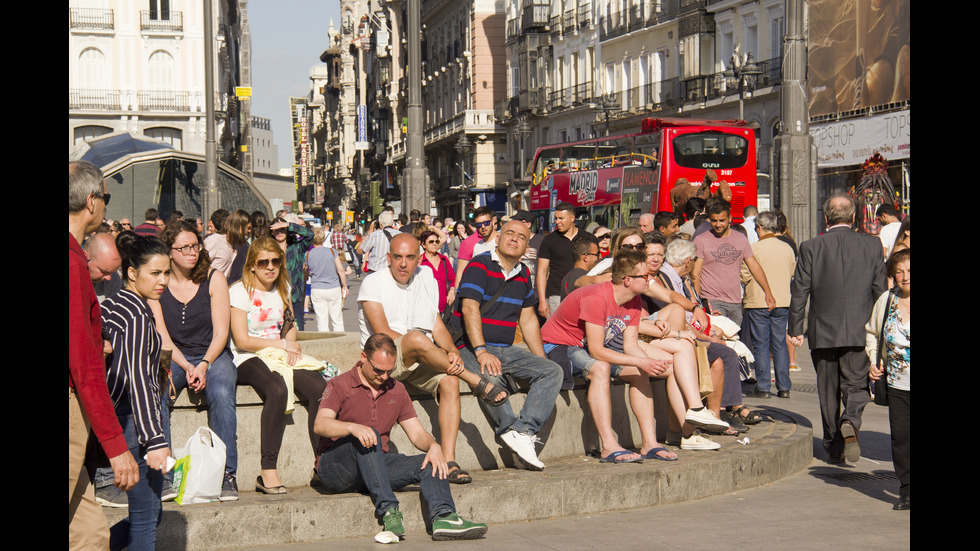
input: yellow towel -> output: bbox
[256,348,325,414]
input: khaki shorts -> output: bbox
[392,334,446,399]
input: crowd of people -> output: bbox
[70,159,911,548]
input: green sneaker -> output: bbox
[382,508,405,537]
[431,513,488,541]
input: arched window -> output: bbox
[78,47,107,89]
[74,125,113,145]
[147,50,175,90]
[145,126,182,149]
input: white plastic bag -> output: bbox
[173,427,226,504]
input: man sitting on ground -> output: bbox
[314,334,488,541]
[357,232,508,484]
[453,221,563,470]
[541,250,727,463]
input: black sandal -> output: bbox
[446,461,472,484]
[732,406,763,425]
[474,377,509,405]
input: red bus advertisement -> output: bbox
[529,118,757,230]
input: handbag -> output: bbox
[872,290,895,406]
[695,341,714,398]
[172,427,226,504]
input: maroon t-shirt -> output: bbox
[316,366,417,454]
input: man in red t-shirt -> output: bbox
[313,334,488,541]
[542,250,728,462]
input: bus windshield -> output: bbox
[672,132,749,170]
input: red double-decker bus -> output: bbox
[528,118,757,231]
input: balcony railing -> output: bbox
[140,10,183,32]
[549,82,596,110]
[549,14,562,36]
[507,18,519,40]
[563,10,576,31]
[521,3,550,31]
[578,2,592,27]
[69,89,121,110]
[69,8,114,30]
[138,90,191,111]
[598,2,681,40]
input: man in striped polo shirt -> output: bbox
[453,220,563,470]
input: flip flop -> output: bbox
[599,450,643,464]
[640,447,678,461]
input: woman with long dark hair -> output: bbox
[101,232,172,550]
[229,238,326,494]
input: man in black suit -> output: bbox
[788,195,887,464]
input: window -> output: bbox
[78,47,106,89]
[145,127,182,149]
[148,0,170,20]
[74,125,113,145]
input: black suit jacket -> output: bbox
[788,226,887,349]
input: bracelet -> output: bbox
[201,359,211,368]
[474,345,487,355]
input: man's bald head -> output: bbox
[823,195,855,226]
[84,232,121,282]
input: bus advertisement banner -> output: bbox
[619,166,658,227]
[530,168,628,211]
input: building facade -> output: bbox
[69,0,252,175]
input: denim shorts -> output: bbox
[546,344,624,379]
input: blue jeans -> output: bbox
[109,404,163,551]
[316,434,455,522]
[746,308,791,393]
[459,345,563,436]
[161,349,238,477]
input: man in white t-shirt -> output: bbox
[357,233,506,484]
[876,203,901,258]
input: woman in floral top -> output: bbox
[866,248,910,511]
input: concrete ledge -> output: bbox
[106,409,811,547]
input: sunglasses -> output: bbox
[474,220,493,228]
[366,357,395,377]
[255,257,282,269]
[620,243,645,251]
[95,192,111,206]
[596,233,611,239]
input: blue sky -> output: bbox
[249,1,341,169]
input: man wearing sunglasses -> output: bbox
[542,250,727,463]
[314,334,488,541]
[358,232,505,484]
[69,161,139,548]
[453,206,497,291]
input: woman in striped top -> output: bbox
[101,232,172,551]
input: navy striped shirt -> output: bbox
[452,250,537,347]
[101,289,167,451]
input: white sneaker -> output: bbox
[500,430,545,470]
[681,431,721,451]
[685,408,730,431]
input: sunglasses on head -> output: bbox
[256,258,282,269]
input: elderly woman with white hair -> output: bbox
[654,238,763,433]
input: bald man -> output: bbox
[84,232,123,300]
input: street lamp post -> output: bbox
[723,47,763,121]
[455,134,472,220]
